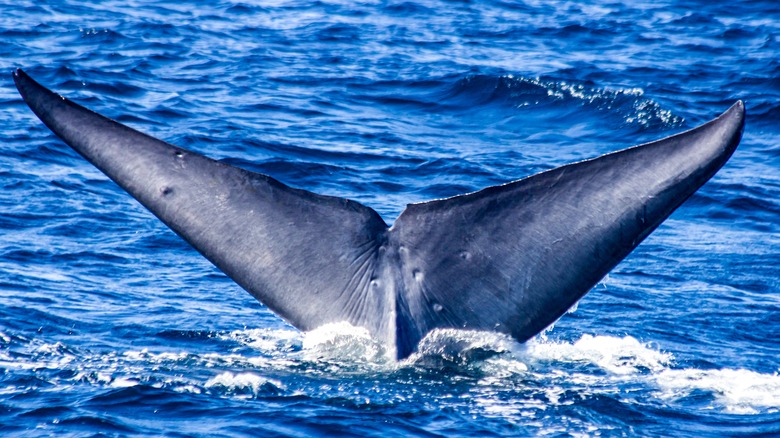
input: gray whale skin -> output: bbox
[13,69,745,360]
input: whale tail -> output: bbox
[13,69,744,359]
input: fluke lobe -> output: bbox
[13,69,745,360]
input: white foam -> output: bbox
[123,349,190,363]
[525,334,672,375]
[205,371,285,396]
[302,322,387,363]
[522,334,780,414]
[655,368,780,414]
[222,327,302,353]
[409,328,518,367]
[109,376,139,388]
[5,325,778,415]
[173,384,203,395]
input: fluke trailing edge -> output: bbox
[13,69,745,360]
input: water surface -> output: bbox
[1,1,778,436]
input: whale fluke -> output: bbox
[13,69,744,360]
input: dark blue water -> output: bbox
[1,1,779,436]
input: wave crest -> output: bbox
[443,74,683,129]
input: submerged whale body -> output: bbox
[13,69,745,360]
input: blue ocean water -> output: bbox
[1,0,779,436]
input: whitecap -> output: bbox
[524,334,672,375]
[655,368,780,414]
[518,334,780,415]
[205,371,285,397]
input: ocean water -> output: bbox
[1,0,779,436]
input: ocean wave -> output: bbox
[439,74,683,129]
[4,324,778,416]
[205,372,286,397]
